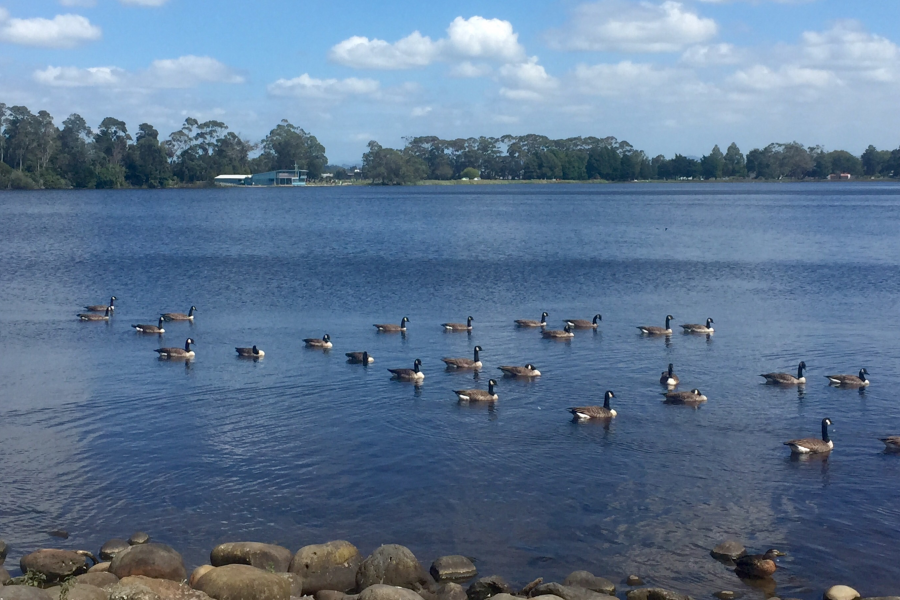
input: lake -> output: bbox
[1,183,899,598]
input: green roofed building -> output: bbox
[214,168,308,187]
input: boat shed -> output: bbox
[214,174,251,186]
[250,169,308,186]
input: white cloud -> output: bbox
[268,74,380,100]
[329,15,526,70]
[799,21,900,82]
[573,61,687,96]
[449,61,492,78]
[680,43,742,65]
[498,57,558,101]
[728,65,838,91]
[411,106,432,117]
[147,56,245,88]
[0,12,101,48]
[548,0,717,53]
[59,0,97,7]
[33,56,244,89]
[33,65,125,87]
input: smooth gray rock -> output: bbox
[355,546,431,591]
[194,564,290,600]
[466,576,511,600]
[0,540,7,566]
[75,572,119,588]
[626,588,693,600]
[290,541,361,594]
[825,587,860,600]
[49,584,108,600]
[108,543,186,582]
[710,542,746,562]
[532,583,615,600]
[0,588,53,600]
[563,572,615,595]
[211,542,293,573]
[113,575,212,600]
[358,585,423,600]
[20,550,89,583]
[434,583,468,600]
[316,591,346,600]
[100,540,131,562]
[277,573,303,597]
[127,534,149,546]
[430,557,477,583]
[1,568,10,585]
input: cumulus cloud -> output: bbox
[267,74,380,100]
[548,0,717,53]
[33,56,244,89]
[0,11,101,48]
[680,43,742,65]
[329,15,525,70]
[449,61,492,78]
[728,65,838,91]
[573,61,689,96]
[147,55,245,88]
[799,21,900,82]
[498,58,559,101]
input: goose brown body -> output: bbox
[235,345,264,358]
[564,314,602,329]
[542,324,574,339]
[638,315,674,335]
[78,307,111,321]
[784,418,833,454]
[156,338,195,359]
[681,318,714,333]
[734,549,784,578]
[569,391,617,419]
[374,317,408,332]
[515,312,548,328]
[346,351,374,364]
[389,358,424,381]
[498,364,541,377]
[132,317,166,334]
[162,306,197,321]
[85,296,116,312]
[825,369,869,387]
[442,316,473,331]
[304,334,333,349]
[455,379,498,402]
[442,346,482,369]
[761,361,806,384]
[663,389,707,405]
[879,436,900,451]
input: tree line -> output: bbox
[361,135,900,185]
[0,102,327,189]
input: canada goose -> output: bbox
[132,317,166,334]
[442,316,473,331]
[346,351,374,364]
[660,363,679,386]
[825,368,869,387]
[681,318,714,334]
[78,306,111,321]
[663,389,707,405]
[569,391,617,420]
[304,334,333,349]
[85,296,116,312]
[235,345,264,358]
[542,324,575,339]
[389,358,424,381]
[442,346,482,369]
[734,549,785,578]
[761,361,806,385]
[637,315,674,335]
[374,317,408,332]
[498,364,541,377]
[162,306,197,321]
[455,379,499,402]
[784,418,833,454]
[879,436,900,451]
[515,312,548,328]
[156,338,195,359]
[564,314,602,329]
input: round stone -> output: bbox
[128,532,150,546]
[100,539,131,561]
[210,542,293,573]
[194,563,291,600]
[356,545,430,591]
[626,576,643,587]
[289,540,362,594]
[430,556,477,583]
[825,586,860,600]
[20,549,89,583]
[109,543,186,582]
[710,541,746,561]
[191,565,216,587]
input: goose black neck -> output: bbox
[488,381,494,394]
[668,364,674,377]
[362,352,369,363]
[665,316,671,328]
[859,369,867,381]
[184,340,191,351]
[541,314,546,323]
[414,362,420,373]
[188,307,195,316]
[822,421,830,442]
[798,364,805,378]
[473,347,480,361]
[603,394,611,409]
[467,317,473,326]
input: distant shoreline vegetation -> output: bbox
[1,102,898,190]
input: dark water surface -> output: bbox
[2,183,900,597]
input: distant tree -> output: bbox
[669,154,700,179]
[860,145,890,177]
[826,150,863,177]
[361,141,427,185]
[55,114,96,188]
[701,145,725,179]
[723,143,746,177]
[460,167,479,179]
[252,120,327,179]
[125,123,171,188]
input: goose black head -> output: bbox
[474,345,483,352]
[691,388,701,395]
[823,417,833,426]
[191,306,198,311]
[401,317,409,324]
[564,324,572,333]
[111,296,117,301]
[487,379,498,392]
[594,314,602,323]
[252,345,259,353]
[706,318,714,326]
[541,312,549,317]
[860,368,869,378]
[467,316,474,324]
[525,363,536,370]
[414,358,422,367]
[605,390,615,400]
[185,338,195,348]
[799,361,807,370]
[323,334,331,342]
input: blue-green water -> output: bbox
[1,183,900,597]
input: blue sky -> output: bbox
[1,0,898,164]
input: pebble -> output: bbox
[128,532,150,545]
[431,556,478,583]
[626,576,644,587]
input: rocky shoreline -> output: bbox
[0,536,888,600]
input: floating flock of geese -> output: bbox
[76,298,898,456]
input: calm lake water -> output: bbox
[2,183,900,598]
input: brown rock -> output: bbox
[194,564,290,600]
[48,584,108,600]
[20,549,89,583]
[466,576,511,600]
[288,541,361,594]
[89,564,111,574]
[100,541,131,562]
[531,583,614,600]
[356,545,431,591]
[276,573,303,597]
[127,534,149,547]
[434,583,468,600]
[710,542,746,562]
[316,591,346,600]
[109,543,186,582]
[626,588,693,600]
[0,588,54,600]
[1,567,10,585]
[0,539,8,566]
[520,579,543,596]
[75,572,120,588]
[191,566,216,588]
[357,585,423,600]
[430,557,477,583]
[211,543,293,573]
[563,572,615,595]
[626,577,643,588]
[112,576,212,600]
